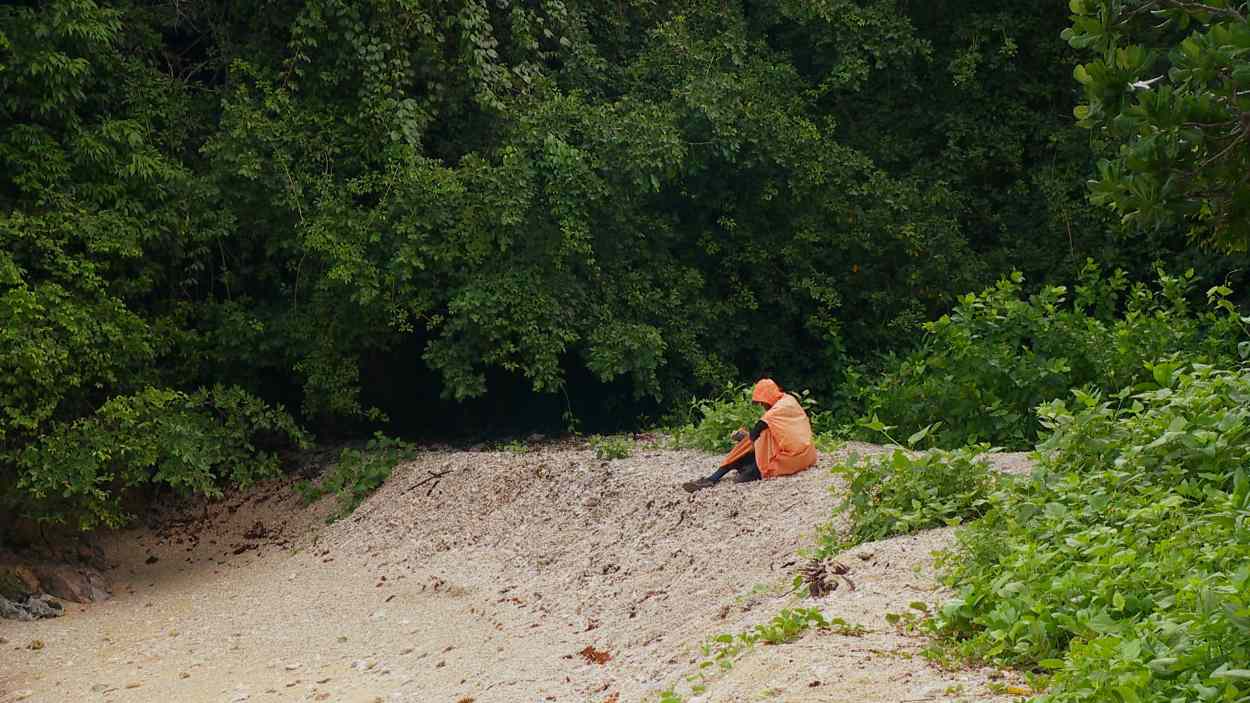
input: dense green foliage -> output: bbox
[666,383,834,451]
[825,441,997,551]
[856,263,1245,448]
[15,386,308,530]
[934,363,1250,702]
[295,433,416,521]
[667,385,766,452]
[1067,0,1250,250]
[588,434,632,460]
[0,0,313,528]
[3,0,1249,530]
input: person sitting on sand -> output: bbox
[682,378,817,492]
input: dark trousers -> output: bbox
[709,450,761,483]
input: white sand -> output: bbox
[0,441,1030,703]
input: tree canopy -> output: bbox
[1067,0,1250,250]
[2,0,1248,528]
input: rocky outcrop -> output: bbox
[0,564,68,621]
[0,557,111,620]
[33,565,111,603]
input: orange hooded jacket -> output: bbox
[719,379,818,479]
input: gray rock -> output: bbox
[0,593,63,621]
[26,594,64,618]
[0,595,31,621]
[39,596,64,616]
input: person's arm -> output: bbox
[732,419,768,442]
[748,419,768,441]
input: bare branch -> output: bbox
[1153,0,1247,23]
[1199,128,1248,169]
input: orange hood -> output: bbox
[751,379,784,406]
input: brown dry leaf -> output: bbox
[578,645,612,665]
[455,698,475,703]
[800,559,834,597]
[801,558,853,597]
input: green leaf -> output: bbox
[1211,670,1250,680]
[906,424,932,447]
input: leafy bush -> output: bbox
[11,386,308,530]
[668,384,833,452]
[589,435,632,460]
[3,0,1246,542]
[820,422,998,554]
[668,385,764,452]
[1066,0,1250,251]
[933,362,1250,702]
[296,434,416,522]
[856,264,1244,449]
[500,440,531,455]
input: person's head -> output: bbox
[751,378,784,408]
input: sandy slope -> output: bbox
[0,442,1030,703]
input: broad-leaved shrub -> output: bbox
[934,363,1250,702]
[818,420,998,554]
[12,386,308,530]
[669,384,831,452]
[858,263,1244,448]
[296,433,416,522]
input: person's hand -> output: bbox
[731,430,746,442]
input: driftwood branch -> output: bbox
[402,469,451,495]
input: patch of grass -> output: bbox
[500,439,530,454]
[813,433,844,454]
[884,601,935,634]
[295,433,416,522]
[734,581,785,605]
[588,434,632,460]
[658,608,865,702]
[752,607,835,645]
[982,679,1050,698]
